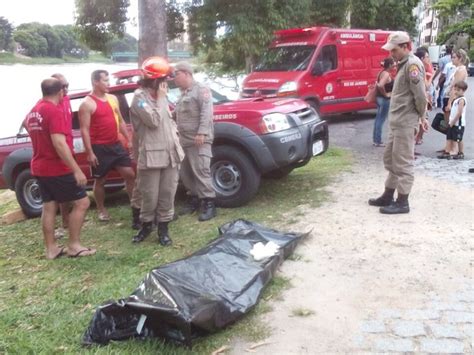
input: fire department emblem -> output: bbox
[326,83,333,94]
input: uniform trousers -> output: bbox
[138,166,179,223]
[180,144,216,199]
[383,127,416,195]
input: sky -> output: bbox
[0,0,139,38]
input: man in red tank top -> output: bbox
[51,73,73,237]
[78,70,135,222]
[26,78,96,259]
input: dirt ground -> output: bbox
[230,159,473,354]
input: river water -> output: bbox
[0,62,137,138]
[0,62,241,139]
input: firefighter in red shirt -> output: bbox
[78,70,135,222]
[25,78,96,259]
[51,73,73,237]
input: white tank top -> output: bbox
[449,96,467,127]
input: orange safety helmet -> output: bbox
[141,56,171,79]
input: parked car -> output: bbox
[0,69,329,217]
[241,26,393,115]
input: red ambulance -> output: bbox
[241,27,393,115]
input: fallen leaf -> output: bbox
[211,345,230,355]
[247,341,271,350]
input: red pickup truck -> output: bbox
[0,70,328,217]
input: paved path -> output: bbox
[230,90,473,353]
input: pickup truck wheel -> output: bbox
[15,169,42,218]
[211,146,261,208]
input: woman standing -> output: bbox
[438,48,469,159]
[414,47,434,146]
[130,56,184,245]
[373,57,395,147]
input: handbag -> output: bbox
[431,112,449,134]
[364,83,377,103]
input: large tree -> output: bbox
[12,23,88,58]
[75,0,184,63]
[188,0,348,73]
[188,0,419,73]
[350,0,418,35]
[433,0,473,45]
[0,16,14,51]
[138,0,167,63]
[75,0,129,52]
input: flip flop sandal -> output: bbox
[51,246,66,260]
[68,248,96,258]
[98,212,111,222]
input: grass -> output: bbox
[0,148,351,354]
[0,52,113,65]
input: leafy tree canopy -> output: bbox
[75,0,184,53]
[433,0,473,44]
[0,16,14,51]
[75,0,130,52]
[13,23,88,58]
[188,0,419,73]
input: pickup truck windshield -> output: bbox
[254,46,316,72]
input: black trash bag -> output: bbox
[83,219,307,347]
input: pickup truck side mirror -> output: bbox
[312,62,324,76]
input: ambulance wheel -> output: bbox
[15,169,43,218]
[211,145,261,208]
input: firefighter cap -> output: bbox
[382,31,410,51]
[174,61,194,74]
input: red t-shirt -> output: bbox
[26,99,72,177]
[61,96,74,151]
[89,95,119,145]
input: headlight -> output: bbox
[260,113,291,133]
[277,81,298,96]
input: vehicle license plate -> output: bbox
[312,140,323,156]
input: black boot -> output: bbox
[131,207,141,230]
[380,193,410,214]
[179,195,199,215]
[198,199,217,222]
[368,188,395,207]
[132,221,153,243]
[157,222,172,246]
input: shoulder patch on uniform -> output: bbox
[200,87,211,102]
[138,99,147,108]
[408,64,420,78]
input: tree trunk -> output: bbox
[138,0,167,65]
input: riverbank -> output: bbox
[0,52,113,65]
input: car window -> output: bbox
[314,45,338,74]
[254,45,316,72]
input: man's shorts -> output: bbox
[37,174,87,203]
[446,126,464,142]
[91,142,132,178]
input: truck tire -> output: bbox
[211,146,261,208]
[14,169,43,218]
